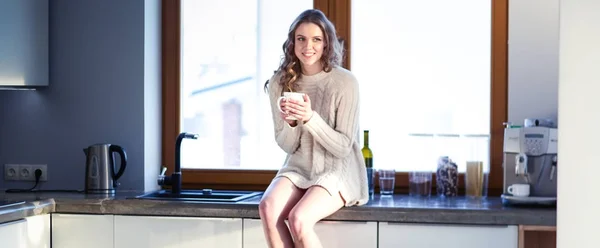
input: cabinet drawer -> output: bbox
[379,222,518,248]
[243,218,377,248]
[52,214,114,248]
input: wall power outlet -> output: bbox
[4,164,47,181]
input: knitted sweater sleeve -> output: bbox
[268,76,301,154]
[304,73,360,158]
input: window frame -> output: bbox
[161,0,508,195]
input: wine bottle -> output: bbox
[362,130,374,197]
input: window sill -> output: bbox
[179,168,504,196]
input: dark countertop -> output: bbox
[0,190,556,227]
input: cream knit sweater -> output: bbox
[268,66,369,207]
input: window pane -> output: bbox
[351,0,492,172]
[180,0,313,169]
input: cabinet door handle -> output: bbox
[383,222,510,228]
[319,220,371,224]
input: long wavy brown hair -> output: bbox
[264,9,344,93]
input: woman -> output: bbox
[260,9,368,248]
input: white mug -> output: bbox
[277,92,305,120]
[508,184,530,197]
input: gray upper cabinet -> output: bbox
[0,0,49,88]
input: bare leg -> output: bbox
[287,187,345,248]
[259,177,305,248]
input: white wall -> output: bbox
[143,0,162,192]
[508,0,559,125]
[557,1,600,247]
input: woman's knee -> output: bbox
[258,197,272,219]
[259,197,281,226]
[287,208,315,238]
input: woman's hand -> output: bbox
[284,94,314,123]
[280,112,296,126]
[279,99,296,126]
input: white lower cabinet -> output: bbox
[114,215,243,248]
[243,218,378,248]
[0,219,26,248]
[379,222,518,248]
[314,220,377,247]
[0,214,50,248]
[52,213,114,248]
[48,213,521,248]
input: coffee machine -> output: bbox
[501,126,557,205]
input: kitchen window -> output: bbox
[161,0,507,193]
[352,0,492,172]
[177,0,312,170]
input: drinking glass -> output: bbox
[378,169,396,196]
[409,171,432,197]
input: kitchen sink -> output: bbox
[134,189,262,203]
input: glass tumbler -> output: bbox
[378,169,396,196]
[409,171,432,197]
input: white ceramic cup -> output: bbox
[277,92,305,120]
[508,183,530,197]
